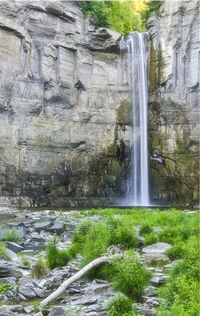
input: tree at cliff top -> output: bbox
[81,1,161,34]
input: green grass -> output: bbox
[22,258,31,267]
[0,282,12,293]
[0,242,5,257]
[46,236,79,269]
[31,257,48,278]
[1,229,23,242]
[107,293,134,316]
[158,235,199,316]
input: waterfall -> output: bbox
[120,32,150,206]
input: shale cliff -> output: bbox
[148,0,199,207]
[0,1,131,207]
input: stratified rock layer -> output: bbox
[0,1,131,207]
[148,0,199,207]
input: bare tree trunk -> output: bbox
[40,255,108,308]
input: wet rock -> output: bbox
[24,306,34,313]
[144,285,158,297]
[0,264,23,278]
[3,248,18,262]
[72,297,98,305]
[6,242,24,253]
[151,272,167,286]
[49,222,65,235]
[0,305,23,316]
[47,306,69,316]
[34,221,52,233]
[142,242,171,263]
[18,285,37,299]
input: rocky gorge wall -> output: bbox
[148,0,199,207]
[0,1,131,207]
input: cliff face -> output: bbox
[148,0,199,207]
[0,1,131,207]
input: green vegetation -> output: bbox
[0,242,5,257]
[144,231,158,246]
[110,250,151,299]
[1,229,23,242]
[22,258,31,267]
[107,293,134,316]
[80,0,162,34]
[31,257,48,278]
[158,235,199,315]
[139,223,153,235]
[33,301,40,313]
[46,236,79,269]
[0,282,12,293]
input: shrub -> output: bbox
[46,236,79,269]
[31,257,48,278]
[158,235,199,315]
[144,232,158,246]
[139,224,153,236]
[165,242,185,260]
[1,229,23,242]
[107,216,138,248]
[111,250,152,299]
[107,293,133,316]
[72,220,93,244]
[0,243,5,257]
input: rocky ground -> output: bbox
[0,207,175,316]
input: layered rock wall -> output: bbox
[0,1,131,207]
[148,0,199,207]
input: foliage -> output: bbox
[73,216,138,273]
[81,1,112,28]
[139,223,153,236]
[165,241,185,260]
[80,0,147,34]
[0,243,5,258]
[144,232,158,246]
[22,258,31,267]
[0,282,12,293]
[107,293,134,316]
[33,301,40,313]
[110,250,152,300]
[31,257,48,278]
[1,229,23,242]
[142,1,162,21]
[46,236,79,269]
[158,235,199,315]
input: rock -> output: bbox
[47,306,69,316]
[148,0,199,207]
[49,222,65,235]
[0,0,128,208]
[34,221,52,232]
[144,285,158,297]
[24,306,34,313]
[6,242,24,253]
[142,242,171,254]
[150,273,167,286]
[18,285,37,299]
[0,264,23,278]
[0,305,23,316]
[142,242,171,263]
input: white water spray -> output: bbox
[120,32,150,206]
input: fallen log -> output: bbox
[40,255,108,307]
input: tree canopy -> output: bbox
[81,1,161,34]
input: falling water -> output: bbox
[120,32,150,206]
